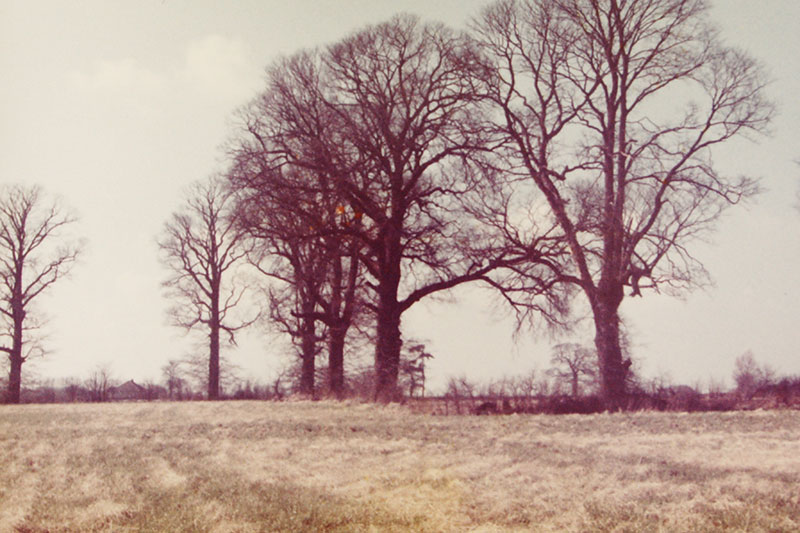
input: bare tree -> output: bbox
[231,161,360,397]
[229,48,374,398]
[162,358,187,400]
[322,16,510,403]
[85,364,114,402]
[733,350,774,400]
[62,377,83,402]
[159,176,257,400]
[240,16,545,402]
[548,343,597,397]
[475,0,773,408]
[0,185,82,403]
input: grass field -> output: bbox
[1,401,799,532]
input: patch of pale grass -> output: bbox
[1,402,799,531]
[147,457,188,489]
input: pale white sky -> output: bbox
[1,0,798,393]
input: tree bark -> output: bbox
[592,296,629,410]
[298,307,317,397]
[373,223,403,403]
[208,320,220,400]
[208,288,221,400]
[6,304,24,404]
[327,322,346,398]
[374,303,402,403]
[325,245,348,399]
[7,353,22,404]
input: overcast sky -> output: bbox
[1,0,798,393]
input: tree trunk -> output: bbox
[593,297,628,410]
[6,308,24,404]
[328,322,346,399]
[207,266,222,400]
[326,248,346,399]
[373,220,403,403]
[7,352,22,404]
[208,321,220,400]
[298,313,316,397]
[374,300,402,403]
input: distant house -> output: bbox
[110,380,148,401]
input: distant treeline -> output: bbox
[6,353,800,415]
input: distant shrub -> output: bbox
[702,393,738,412]
[733,351,775,400]
[537,395,604,415]
[230,381,280,401]
[664,385,701,411]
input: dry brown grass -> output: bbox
[1,401,799,532]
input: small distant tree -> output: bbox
[141,381,164,401]
[0,185,82,403]
[445,375,479,414]
[180,350,242,398]
[162,359,186,400]
[62,377,83,402]
[548,343,597,398]
[85,365,114,402]
[733,350,774,399]
[399,342,434,398]
[269,367,290,400]
[159,176,258,400]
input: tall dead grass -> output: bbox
[1,401,798,531]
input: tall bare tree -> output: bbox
[243,209,332,398]
[0,185,81,403]
[476,0,772,408]
[232,16,572,402]
[228,51,357,398]
[269,17,539,402]
[159,176,256,400]
[230,141,364,397]
[322,17,498,402]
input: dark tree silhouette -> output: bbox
[476,0,773,408]
[229,51,369,398]
[0,184,81,404]
[322,17,504,402]
[159,176,256,400]
[548,343,597,398]
[230,147,364,397]
[399,342,434,398]
[239,16,541,402]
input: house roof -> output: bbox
[113,380,146,395]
